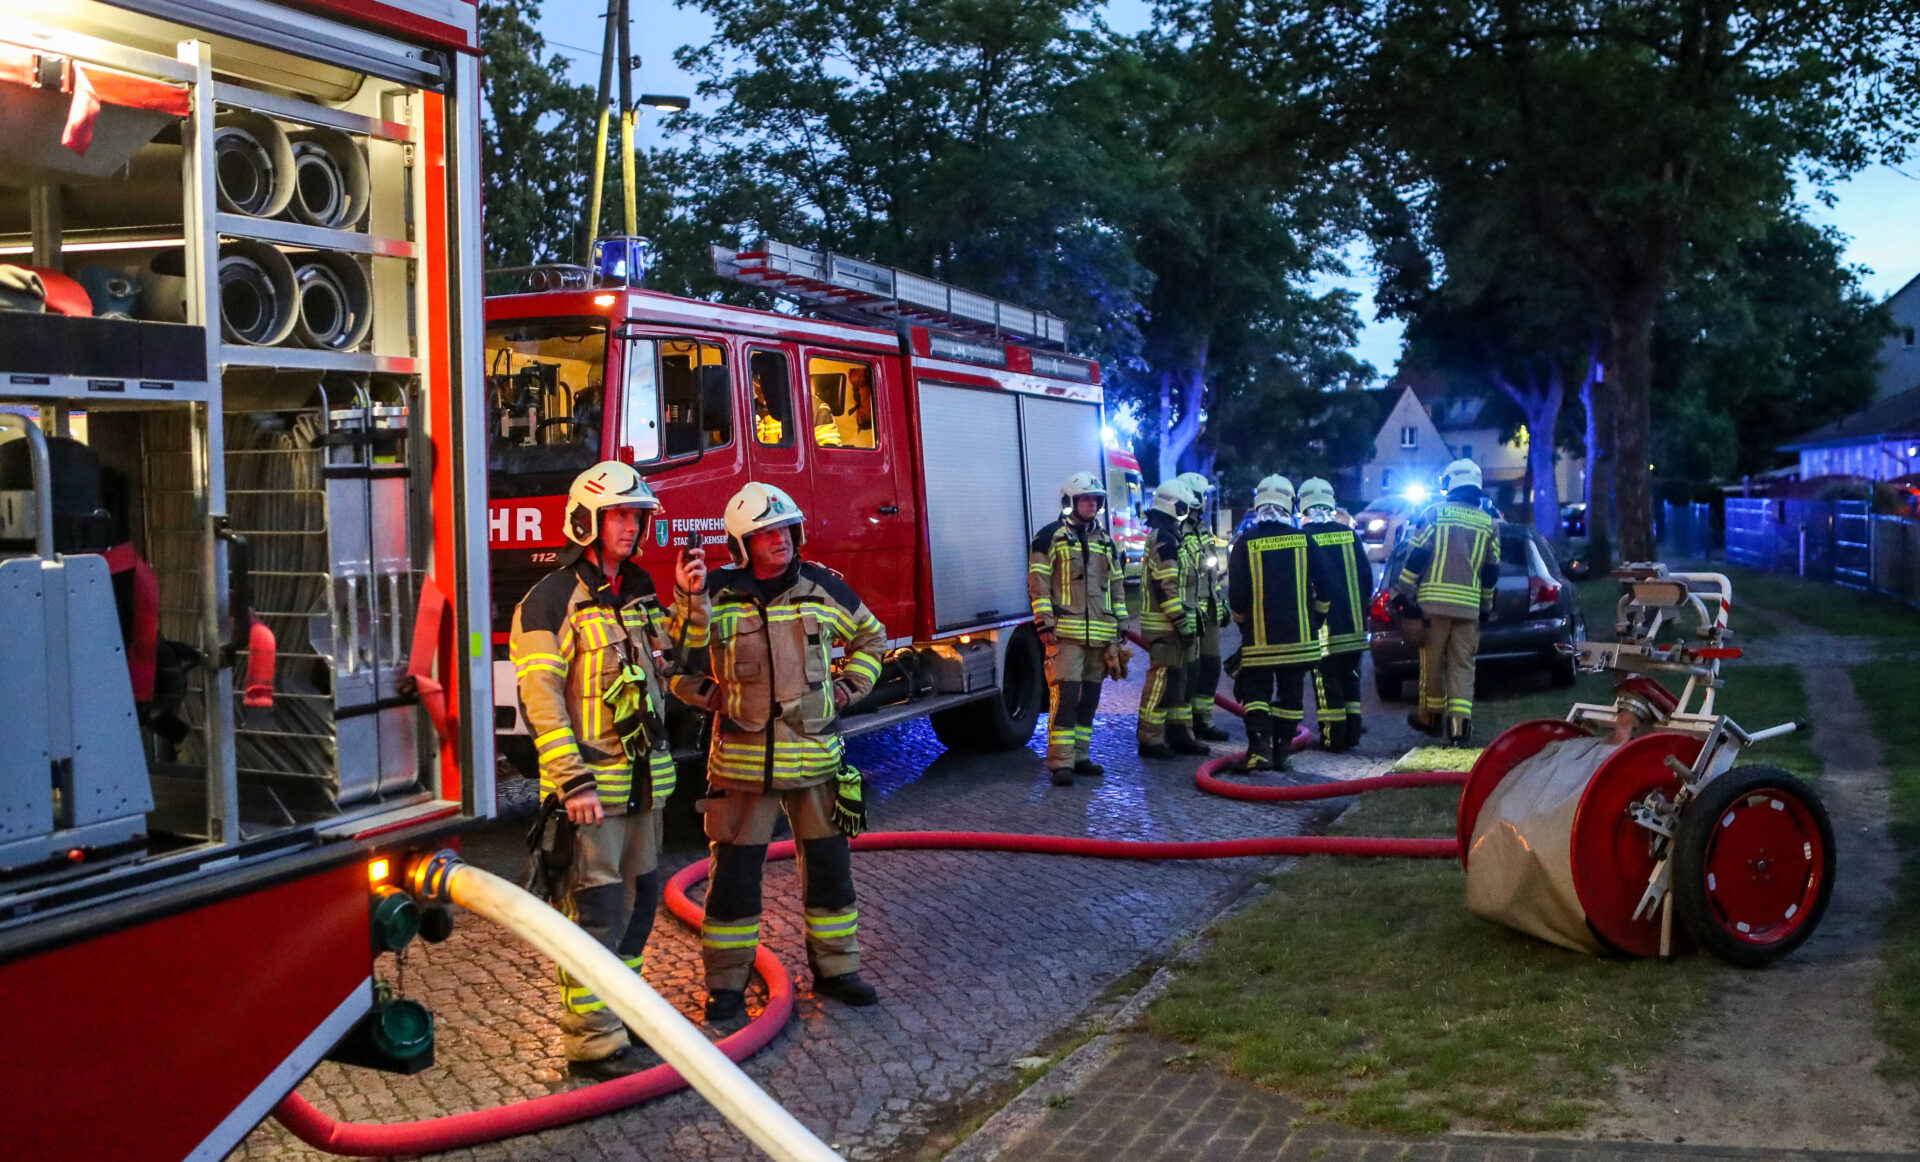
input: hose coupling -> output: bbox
[407,848,463,903]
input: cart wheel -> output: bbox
[1456,718,1588,869]
[1571,732,1701,959]
[1672,765,1834,968]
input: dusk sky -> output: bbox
[536,0,1920,381]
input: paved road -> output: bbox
[234,641,1396,1162]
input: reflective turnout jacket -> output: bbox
[1136,510,1194,637]
[510,557,709,811]
[1301,519,1371,655]
[1229,518,1333,667]
[683,560,887,792]
[1395,502,1500,620]
[1183,524,1225,628]
[1028,517,1126,645]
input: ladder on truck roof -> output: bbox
[711,238,1070,350]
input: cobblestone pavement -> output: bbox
[988,1034,1920,1162]
[234,644,1396,1162]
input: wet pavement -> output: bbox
[232,639,1408,1162]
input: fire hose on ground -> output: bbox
[271,703,1461,1157]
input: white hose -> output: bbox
[442,862,844,1162]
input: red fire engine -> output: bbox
[0,2,492,1158]
[486,238,1110,761]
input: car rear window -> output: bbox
[1499,528,1530,576]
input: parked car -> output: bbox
[1366,522,1585,700]
[1354,495,1421,563]
[1561,502,1588,537]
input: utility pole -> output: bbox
[582,0,638,261]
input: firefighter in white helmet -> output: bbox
[509,460,709,1078]
[675,482,888,1024]
[1395,458,1500,746]
[1030,470,1127,786]
[1298,477,1371,751]
[1176,472,1231,744]
[1225,475,1329,771]
[1136,479,1210,758]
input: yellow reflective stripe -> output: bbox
[806,911,858,937]
[702,920,761,949]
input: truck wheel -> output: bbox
[930,625,1045,751]
[1673,765,1834,968]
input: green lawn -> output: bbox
[1148,785,1715,1134]
[1721,565,1920,643]
[1851,659,1920,1080]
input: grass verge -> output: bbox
[1146,785,1715,1134]
[1721,565,1920,643]
[1851,659,1920,1080]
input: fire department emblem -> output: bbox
[656,519,671,547]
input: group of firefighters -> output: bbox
[506,455,1500,1079]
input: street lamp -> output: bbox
[636,94,690,113]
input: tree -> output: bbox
[1234,0,1920,562]
[477,0,599,268]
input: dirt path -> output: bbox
[1592,623,1919,1151]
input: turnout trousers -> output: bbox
[1233,662,1313,757]
[1046,638,1107,770]
[1415,614,1479,733]
[1188,618,1223,731]
[559,806,665,1062]
[1314,649,1365,749]
[700,781,859,993]
[1137,633,1195,746]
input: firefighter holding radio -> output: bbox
[510,460,709,1079]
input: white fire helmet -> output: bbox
[1175,471,1214,500]
[1441,458,1483,493]
[723,481,806,565]
[1151,479,1197,520]
[1253,474,1295,513]
[1298,477,1337,516]
[1059,470,1108,513]
[565,460,661,547]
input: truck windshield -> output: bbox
[485,319,606,495]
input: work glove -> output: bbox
[831,763,868,838]
[1223,647,1243,679]
[1479,605,1492,625]
[1104,641,1132,681]
[519,794,575,905]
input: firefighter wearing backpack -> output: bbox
[1299,477,1371,751]
[1177,472,1231,743]
[1136,478,1210,759]
[676,482,888,1025]
[1227,475,1331,773]
[509,460,709,1079]
[1030,471,1127,786]
[1395,458,1500,746]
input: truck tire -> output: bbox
[930,625,1045,752]
[1672,765,1834,968]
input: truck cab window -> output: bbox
[809,355,877,449]
[660,338,732,456]
[750,348,794,447]
[484,320,605,489]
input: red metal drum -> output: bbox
[1570,731,1703,958]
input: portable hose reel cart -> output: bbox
[1456,565,1834,966]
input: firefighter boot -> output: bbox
[1406,709,1441,737]
[567,1044,655,1081]
[705,989,748,1026]
[1138,740,1177,760]
[815,972,880,1007]
[1074,759,1105,777]
[1167,723,1212,757]
[1448,717,1474,749]
[1343,714,1364,752]
[1192,709,1232,743]
[1051,767,1075,787]
[1232,723,1274,773]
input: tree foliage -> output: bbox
[478,0,597,267]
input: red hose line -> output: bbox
[274,640,1456,1155]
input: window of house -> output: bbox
[749,348,794,447]
[1381,468,1393,491]
[1905,327,1915,348]
[808,355,878,449]
[1399,425,1417,449]
[659,338,732,456]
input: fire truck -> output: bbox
[0,2,492,1158]
[486,238,1110,762]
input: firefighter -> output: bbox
[1176,471,1231,743]
[1395,458,1500,746]
[1030,470,1127,786]
[1226,475,1329,772]
[676,482,888,1025]
[509,460,709,1079]
[1136,478,1210,759]
[1298,478,1371,752]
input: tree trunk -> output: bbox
[1156,362,1207,482]
[1609,300,1657,561]
[1492,365,1565,545]
[1581,372,1613,575]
